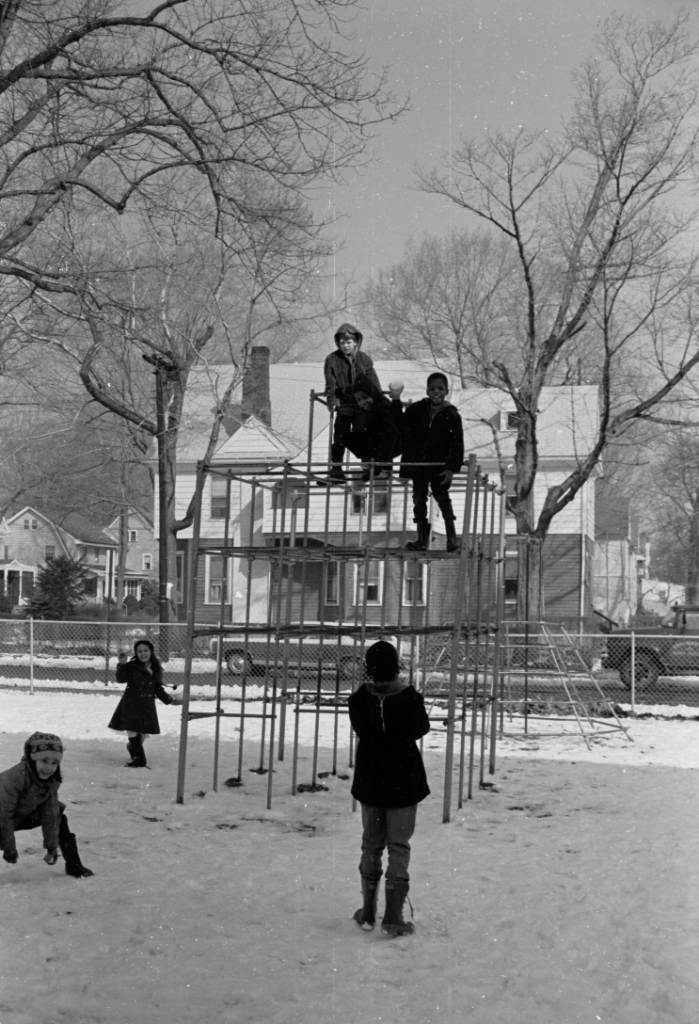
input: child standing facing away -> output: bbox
[322,323,383,484]
[108,638,176,768]
[348,641,430,936]
[397,371,464,552]
[0,732,93,878]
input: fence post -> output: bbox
[29,616,34,696]
[630,631,635,713]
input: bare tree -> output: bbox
[364,230,518,386]
[415,14,699,619]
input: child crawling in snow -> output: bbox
[0,732,93,878]
[348,640,430,936]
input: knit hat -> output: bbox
[334,322,363,347]
[352,375,381,400]
[365,641,400,681]
[25,732,63,762]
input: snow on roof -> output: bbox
[177,363,599,465]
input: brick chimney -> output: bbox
[242,346,271,427]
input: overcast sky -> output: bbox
[320,0,690,303]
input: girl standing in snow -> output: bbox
[0,732,93,878]
[108,639,176,768]
[348,640,430,936]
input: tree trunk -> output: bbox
[116,504,128,613]
[686,512,699,604]
[515,534,545,623]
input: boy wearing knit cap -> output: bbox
[322,323,383,484]
[0,732,93,878]
[348,641,430,936]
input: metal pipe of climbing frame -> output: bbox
[456,463,481,808]
[176,460,206,804]
[442,454,477,823]
[478,481,499,789]
[489,484,507,774]
[212,471,233,792]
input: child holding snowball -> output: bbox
[0,732,93,878]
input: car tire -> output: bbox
[619,652,659,691]
[226,651,253,676]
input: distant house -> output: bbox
[106,509,157,603]
[0,507,118,610]
[163,350,601,623]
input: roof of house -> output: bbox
[176,363,600,467]
[6,507,116,548]
[177,360,465,463]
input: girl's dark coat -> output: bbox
[0,758,61,853]
[108,660,173,734]
[398,398,464,479]
[348,684,430,807]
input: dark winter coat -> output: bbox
[0,753,62,854]
[348,684,431,808]
[108,660,174,735]
[323,349,382,417]
[345,375,403,462]
[398,398,464,480]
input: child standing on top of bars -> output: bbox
[322,323,383,485]
[396,371,464,552]
[0,732,93,878]
[343,375,404,481]
[348,640,430,936]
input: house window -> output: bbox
[506,411,520,430]
[210,477,229,519]
[142,553,152,571]
[325,560,340,605]
[504,549,518,610]
[205,554,230,604]
[125,580,141,597]
[351,491,389,515]
[45,546,55,559]
[128,530,137,543]
[402,561,426,605]
[23,518,37,530]
[352,561,383,606]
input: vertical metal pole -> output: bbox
[29,616,34,696]
[443,454,476,823]
[489,483,507,774]
[212,472,232,792]
[176,460,206,804]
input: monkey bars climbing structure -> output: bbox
[175,391,507,822]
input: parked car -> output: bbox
[601,605,699,689]
[210,627,398,683]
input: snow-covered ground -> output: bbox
[1,691,698,1024]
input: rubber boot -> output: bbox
[381,879,414,936]
[406,520,430,551]
[58,816,94,878]
[125,733,147,768]
[445,516,459,553]
[352,874,381,931]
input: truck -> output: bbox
[601,605,699,690]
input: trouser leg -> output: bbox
[359,804,386,881]
[384,804,417,882]
[411,479,429,523]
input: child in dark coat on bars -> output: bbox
[0,732,93,878]
[397,371,464,552]
[344,375,404,480]
[348,640,430,936]
[108,638,177,768]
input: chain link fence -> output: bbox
[2,618,697,709]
